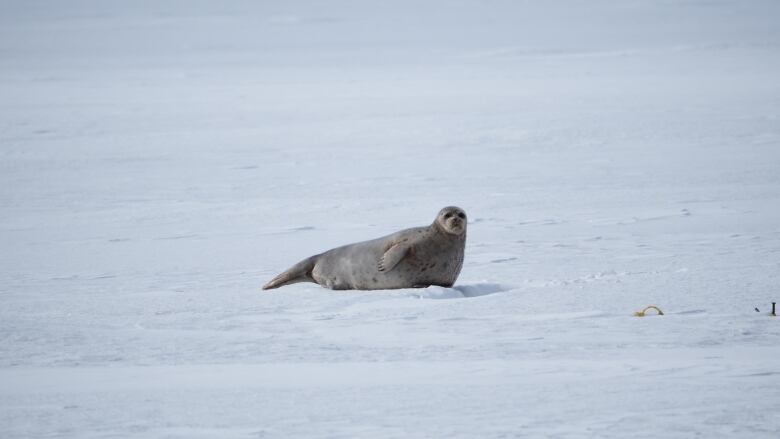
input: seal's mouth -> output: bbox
[446,217,465,234]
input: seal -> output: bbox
[263,206,467,290]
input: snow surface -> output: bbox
[2,0,780,437]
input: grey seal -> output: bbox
[263,206,467,290]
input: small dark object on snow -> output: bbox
[755,307,760,312]
[773,302,777,317]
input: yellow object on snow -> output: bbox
[634,305,664,317]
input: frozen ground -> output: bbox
[2,0,780,437]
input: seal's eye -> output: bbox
[444,212,452,219]
[457,212,465,219]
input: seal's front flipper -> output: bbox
[378,243,409,272]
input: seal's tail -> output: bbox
[263,256,317,290]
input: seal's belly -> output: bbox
[314,256,428,290]
[343,252,458,290]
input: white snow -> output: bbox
[2,0,780,437]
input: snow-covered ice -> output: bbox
[2,1,780,437]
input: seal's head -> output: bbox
[435,206,467,236]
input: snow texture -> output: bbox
[2,0,780,437]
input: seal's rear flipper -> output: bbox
[263,257,316,290]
